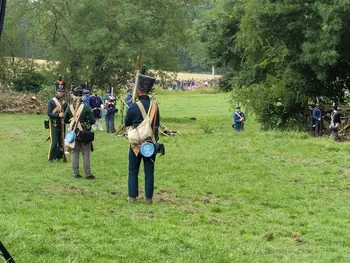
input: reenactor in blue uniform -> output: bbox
[125,88,133,107]
[103,87,112,104]
[54,76,65,90]
[233,106,245,131]
[124,73,160,204]
[89,88,104,131]
[105,95,118,133]
[82,90,90,106]
[312,103,321,136]
[47,86,68,163]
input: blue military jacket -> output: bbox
[125,94,133,107]
[312,107,321,120]
[124,95,160,141]
[233,111,245,123]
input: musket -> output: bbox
[132,56,141,103]
[61,110,67,163]
[115,56,140,135]
[0,242,16,263]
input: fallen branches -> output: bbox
[0,92,46,114]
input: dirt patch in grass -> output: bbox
[134,210,155,219]
[312,197,328,202]
[183,207,203,214]
[200,195,235,206]
[155,188,185,204]
[208,217,223,224]
[106,190,123,196]
[133,188,185,204]
[43,186,88,195]
[235,144,255,153]
[291,232,304,243]
[264,233,274,241]
[8,129,25,137]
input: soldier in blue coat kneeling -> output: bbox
[233,106,245,131]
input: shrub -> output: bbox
[38,85,56,102]
[200,122,214,134]
[13,71,46,93]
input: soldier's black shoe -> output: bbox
[86,175,97,180]
[74,174,83,179]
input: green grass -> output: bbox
[1,92,350,263]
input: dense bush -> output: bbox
[13,71,46,93]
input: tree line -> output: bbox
[0,0,207,90]
[3,0,350,130]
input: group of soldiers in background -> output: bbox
[312,103,341,140]
[169,78,218,91]
[81,87,119,133]
[230,103,343,137]
[47,73,161,204]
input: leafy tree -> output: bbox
[1,0,203,89]
[201,0,350,129]
[25,0,202,87]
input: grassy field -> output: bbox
[1,91,350,263]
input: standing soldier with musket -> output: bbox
[47,86,68,163]
[125,69,160,204]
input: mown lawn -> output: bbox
[1,91,350,263]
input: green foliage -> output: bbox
[200,122,214,134]
[0,57,37,89]
[13,71,46,93]
[1,0,204,86]
[38,85,56,102]
[1,0,203,87]
[201,0,350,129]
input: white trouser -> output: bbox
[92,118,103,131]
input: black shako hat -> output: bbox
[137,74,156,94]
[72,86,83,97]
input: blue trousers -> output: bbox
[128,147,156,199]
[235,121,244,131]
[314,120,321,136]
[105,113,115,133]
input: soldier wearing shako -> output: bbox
[124,73,160,204]
[64,86,97,179]
[55,76,65,91]
[233,106,245,131]
[47,86,68,163]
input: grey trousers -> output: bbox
[331,127,339,140]
[72,140,92,177]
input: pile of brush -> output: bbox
[0,92,46,114]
